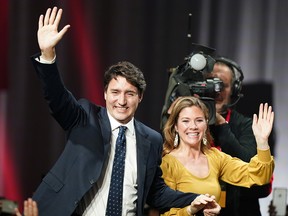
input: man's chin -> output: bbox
[114,113,132,124]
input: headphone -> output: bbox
[214,56,244,100]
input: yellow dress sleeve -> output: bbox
[161,156,192,216]
[213,148,275,187]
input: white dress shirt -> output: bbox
[82,111,138,216]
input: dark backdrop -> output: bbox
[1,1,287,214]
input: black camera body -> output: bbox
[171,65,223,101]
[189,78,223,96]
[160,44,222,129]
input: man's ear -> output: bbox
[139,94,143,102]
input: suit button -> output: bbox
[74,200,78,205]
[89,179,95,184]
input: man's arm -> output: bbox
[32,7,85,131]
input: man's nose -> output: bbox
[118,93,126,104]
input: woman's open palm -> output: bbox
[252,103,274,146]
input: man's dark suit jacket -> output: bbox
[31,55,197,216]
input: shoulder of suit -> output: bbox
[78,98,103,113]
[135,120,162,138]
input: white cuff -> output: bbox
[35,55,56,64]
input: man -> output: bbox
[31,7,220,216]
[208,56,272,216]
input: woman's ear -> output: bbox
[174,125,178,133]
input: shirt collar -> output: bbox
[107,110,135,135]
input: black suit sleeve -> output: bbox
[31,53,86,130]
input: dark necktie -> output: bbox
[106,126,127,216]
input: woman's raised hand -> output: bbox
[252,103,274,150]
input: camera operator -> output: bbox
[207,56,272,216]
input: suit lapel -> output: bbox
[134,120,151,213]
[98,108,112,157]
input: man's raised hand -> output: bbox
[38,7,70,61]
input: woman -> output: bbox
[161,97,274,215]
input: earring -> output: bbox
[174,133,179,147]
[203,136,207,146]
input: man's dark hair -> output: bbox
[104,61,146,96]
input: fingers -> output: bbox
[204,194,216,201]
[203,212,217,216]
[49,7,58,25]
[41,7,63,27]
[258,103,273,120]
[54,8,63,26]
[193,194,214,205]
[14,207,21,216]
[23,199,28,216]
[203,200,221,215]
[58,24,71,38]
[23,198,38,216]
[262,103,274,125]
[267,104,274,125]
[262,103,268,120]
[32,199,38,216]
[270,109,274,126]
[192,194,220,215]
[14,198,38,216]
[258,103,264,120]
[253,113,257,123]
[209,195,216,200]
[43,8,51,26]
[38,14,44,29]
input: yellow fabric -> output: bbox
[160,147,274,216]
[218,190,226,207]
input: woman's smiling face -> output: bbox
[175,106,207,147]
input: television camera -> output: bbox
[160,44,223,129]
